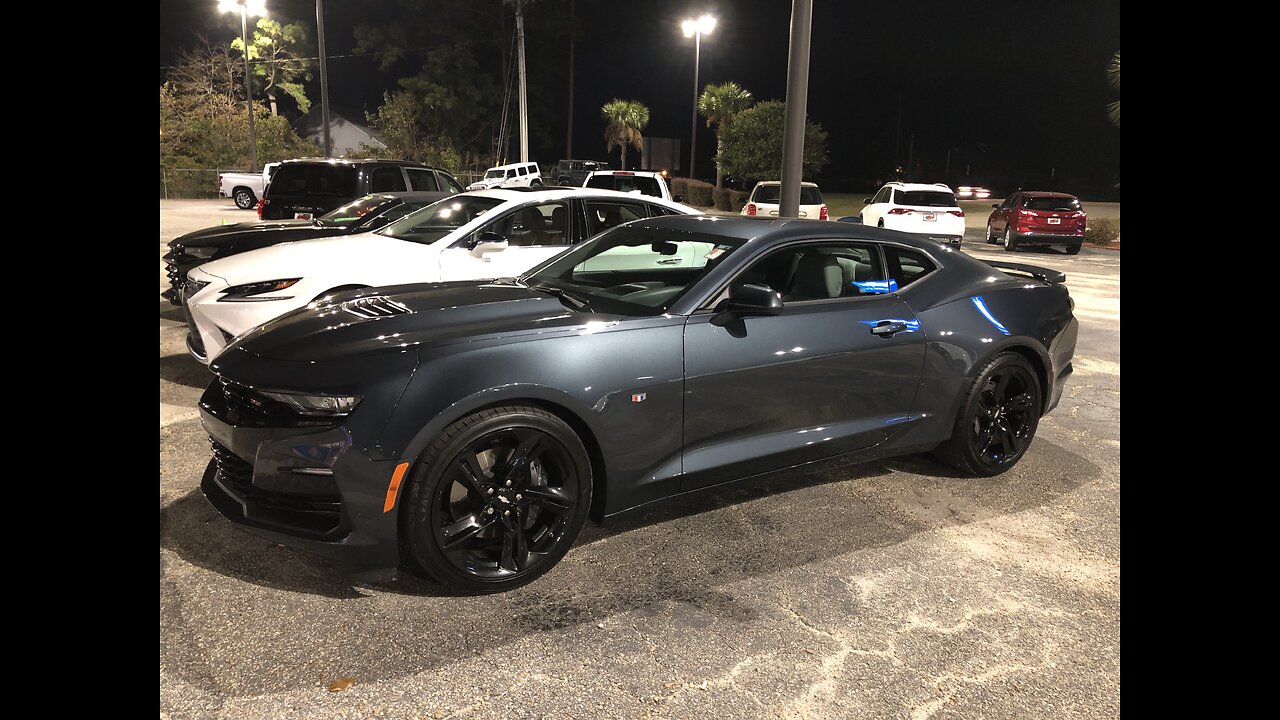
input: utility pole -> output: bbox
[240,5,257,172]
[316,0,331,157]
[516,0,529,162]
[906,133,914,181]
[566,0,575,159]
[779,0,813,218]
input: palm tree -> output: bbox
[698,82,754,188]
[1106,51,1120,127]
[601,99,649,169]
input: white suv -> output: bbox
[583,170,675,202]
[741,181,829,220]
[860,182,965,248]
[466,161,543,190]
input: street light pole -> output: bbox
[316,0,331,158]
[219,1,266,171]
[779,0,812,219]
[682,15,715,180]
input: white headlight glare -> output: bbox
[260,391,362,416]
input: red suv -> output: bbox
[986,191,1086,255]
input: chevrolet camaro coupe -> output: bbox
[199,215,1078,593]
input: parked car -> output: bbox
[553,159,610,186]
[466,162,543,191]
[259,159,463,220]
[740,181,828,220]
[860,182,965,248]
[198,215,1078,593]
[162,191,456,304]
[986,191,1086,254]
[180,187,700,363]
[219,162,281,210]
[583,170,676,202]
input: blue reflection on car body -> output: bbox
[972,296,1011,336]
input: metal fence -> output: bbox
[160,168,229,199]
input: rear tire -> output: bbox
[233,188,256,210]
[400,405,593,594]
[932,352,1042,477]
[530,179,542,187]
[877,219,885,228]
[1003,227,1019,252]
[1065,243,1082,255]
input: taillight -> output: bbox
[746,203,757,216]
[819,205,829,220]
[256,198,266,220]
[947,210,965,217]
[888,208,913,215]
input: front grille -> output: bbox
[341,296,410,319]
[210,439,342,536]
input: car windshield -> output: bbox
[585,174,662,197]
[1023,196,1081,211]
[522,226,744,316]
[318,196,395,225]
[895,190,957,207]
[377,196,504,244]
[752,186,823,204]
[484,169,504,179]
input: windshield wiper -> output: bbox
[530,283,593,312]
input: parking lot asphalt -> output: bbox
[160,199,1119,719]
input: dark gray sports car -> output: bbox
[199,215,1077,593]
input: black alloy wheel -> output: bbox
[934,353,1041,476]
[401,405,591,593]
[234,188,256,210]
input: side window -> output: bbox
[404,168,439,192]
[871,188,885,204]
[646,203,680,217]
[482,202,569,247]
[734,242,887,302]
[439,173,464,193]
[370,166,406,192]
[506,169,517,179]
[883,246,937,290]
[584,201,648,236]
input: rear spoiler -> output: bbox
[983,260,1066,285]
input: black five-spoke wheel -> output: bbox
[935,352,1042,476]
[401,405,592,593]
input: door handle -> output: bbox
[656,258,683,265]
[870,321,907,337]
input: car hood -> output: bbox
[194,232,427,285]
[169,220,316,248]
[228,281,606,362]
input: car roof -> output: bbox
[754,180,819,188]
[588,170,664,176]
[885,182,953,192]
[461,186,693,208]
[485,161,540,170]
[619,214,948,252]
[1018,191,1078,198]
[278,158,443,169]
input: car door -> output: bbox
[681,239,927,491]
[437,200,575,280]
[993,193,1017,233]
[863,187,886,225]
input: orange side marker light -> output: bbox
[383,462,410,512]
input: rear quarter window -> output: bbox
[884,246,937,289]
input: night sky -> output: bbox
[160,0,1121,198]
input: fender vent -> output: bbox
[341,296,411,319]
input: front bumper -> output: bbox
[1013,232,1083,247]
[198,379,408,571]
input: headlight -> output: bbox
[259,391,362,416]
[183,245,217,259]
[218,278,301,302]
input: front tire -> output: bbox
[987,222,997,243]
[233,188,256,210]
[1003,227,1019,252]
[1065,243,1082,255]
[400,405,592,594]
[933,352,1042,477]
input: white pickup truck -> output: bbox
[218,162,280,210]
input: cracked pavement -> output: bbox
[160,201,1119,719]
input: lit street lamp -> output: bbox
[681,14,715,181]
[219,0,268,172]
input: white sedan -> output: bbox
[181,187,700,363]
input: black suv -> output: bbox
[553,159,609,187]
[260,159,464,220]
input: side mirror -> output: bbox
[863,197,873,204]
[714,283,783,324]
[673,194,685,203]
[470,231,508,258]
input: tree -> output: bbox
[364,91,462,169]
[601,99,649,169]
[231,18,313,116]
[719,100,828,182]
[698,82,754,188]
[1105,51,1120,127]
